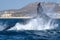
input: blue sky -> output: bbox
[0,0,60,11]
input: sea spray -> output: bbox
[8,3,58,31]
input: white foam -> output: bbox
[8,17,58,31]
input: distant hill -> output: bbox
[0,2,60,18]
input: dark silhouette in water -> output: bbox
[37,3,50,20]
[2,19,18,31]
[37,3,43,15]
[3,19,30,31]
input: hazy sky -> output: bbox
[0,0,60,11]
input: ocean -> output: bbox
[0,30,60,40]
[0,19,60,40]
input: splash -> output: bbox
[0,3,58,31]
[8,3,58,31]
[8,17,58,31]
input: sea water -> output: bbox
[0,18,59,40]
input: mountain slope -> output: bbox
[0,2,60,19]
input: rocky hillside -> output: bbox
[0,2,60,18]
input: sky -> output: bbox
[0,0,60,11]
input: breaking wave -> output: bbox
[8,18,58,31]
